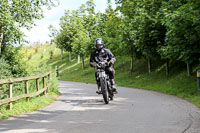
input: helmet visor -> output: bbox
[96,39,103,44]
[96,44,103,49]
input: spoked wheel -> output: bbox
[100,78,109,104]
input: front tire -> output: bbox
[100,78,109,104]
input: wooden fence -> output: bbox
[0,71,51,110]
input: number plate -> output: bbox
[99,71,106,78]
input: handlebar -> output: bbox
[97,61,110,69]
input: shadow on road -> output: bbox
[0,81,127,133]
[0,110,70,133]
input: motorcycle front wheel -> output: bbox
[100,78,109,104]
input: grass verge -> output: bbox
[0,44,60,120]
[0,94,58,120]
[47,53,200,108]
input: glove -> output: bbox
[96,63,101,68]
[110,58,115,64]
[90,62,97,68]
[91,62,101,68]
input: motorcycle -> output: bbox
[96,61,114,104]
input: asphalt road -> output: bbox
[0,80,200,133]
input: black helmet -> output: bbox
[95,38,104,50]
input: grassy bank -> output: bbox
[47,52,200,108]
[0,94,57,120]
[0,43,59,120]
[3,42,197,120]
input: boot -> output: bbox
[111,79,117,93]
[96,85,102,94]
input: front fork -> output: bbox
[97,77,106,91]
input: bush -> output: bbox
[28,54,32,60]
[35,47,39,53]
[0,58,12,100]
[41,54,44,59]
[0,58,12,79]
[1,44,28,78]
[25,49,28,54]
[48,71,59,94]
[30,61,59,94]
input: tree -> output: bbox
[0,0,57,77]
[116,0,166,73]
[0,0,58,53]
[58,10,79,61]
[56,0,97,65]
[71,10,90,69]
[72,29,89,69]
[48,25,58,44]
[159,0,200,76]
[103,0,122,54]
[79,0,98,55]
[0,58,12,79]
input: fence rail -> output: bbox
[0,71,51,110]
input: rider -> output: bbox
[90,38,117,94]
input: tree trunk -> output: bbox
[69,52,71,62]
[0,28,3,55]
[130,55,133,73]
[60,49,63,60]
[187,62,191,76]
[166,58,169,76]
[82,55,84,69]
[78,55,80,64]
[148,58,151,73]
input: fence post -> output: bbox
[47,74,50,92]
[197,70,200,91]
[36,78,40,97]
[56,66,59,77]
[36,78,39,91]
[48,74,50,80]
[43,77,46,95]
[9,83,13,110]
[25,81,29,102]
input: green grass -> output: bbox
[21,44,60,71]
[0,94,57,120]
[4,42,198,121]
[0,43,59,120]
[48,54,95,83]
[47,53,200,108]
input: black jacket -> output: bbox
[90,48,116,67]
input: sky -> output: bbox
[23,0,116,44]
